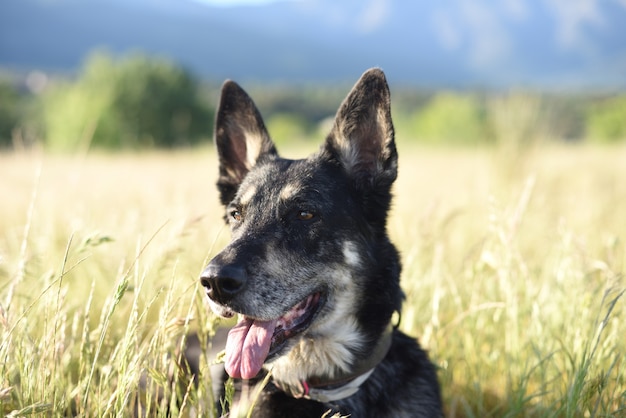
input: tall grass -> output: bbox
[1,144,625,416]
[394,144,626,416]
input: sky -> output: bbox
[2,0,625,88]
[193,0,294,6]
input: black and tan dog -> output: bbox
[200,69,441,417]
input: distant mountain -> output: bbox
[1,0,625,89]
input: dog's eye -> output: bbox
[230,210,242,222]
[296,210,315,221]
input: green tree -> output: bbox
[586,95,626,143]
[42,52,213,150]
[266,112,311,145]
[0,80,21,147]
[411,92,487,145]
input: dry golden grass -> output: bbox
[1,143,625,416]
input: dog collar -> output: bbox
[275,367,376,403]
[271,324,394,403]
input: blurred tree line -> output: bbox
[1,52,213,150]
[1,51,625,150]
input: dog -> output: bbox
[200,68,442,417]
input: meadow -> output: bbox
[0,143,625,417]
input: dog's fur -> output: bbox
[200,69,441,417]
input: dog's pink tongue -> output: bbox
[225,317,277,379]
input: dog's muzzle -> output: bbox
[200,261,247,305]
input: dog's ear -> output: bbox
[214,80,278,206]
[324,68,397,188]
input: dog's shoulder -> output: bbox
[339,329,442,417]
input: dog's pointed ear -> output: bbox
[214,80,278,206]
[324,68,397,188]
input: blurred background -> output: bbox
[1,0,625,151]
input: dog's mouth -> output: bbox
[224,291,325,380]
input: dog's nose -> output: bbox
[200,263,247,304]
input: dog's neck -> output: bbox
[271,324,394,403]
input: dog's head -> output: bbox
[201,69,402,385]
